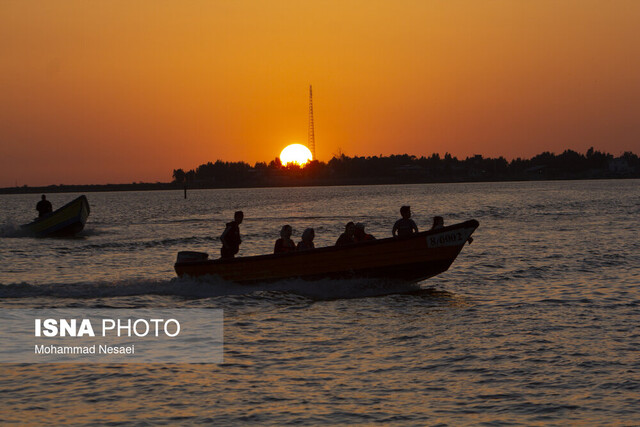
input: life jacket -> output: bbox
[274,238,295,254]
[297,240,315,251]
[335,233,356,247]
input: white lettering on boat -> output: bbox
[427,230,468,248]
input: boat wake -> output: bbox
[0,276,428,301]
[76,227,110,237]
[0,221,30,238]
[1,222,106,239]
[264,277,426,300]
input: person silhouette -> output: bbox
[220,211,243,258]
[336,222,357,246]
[274,224,296,254]
[297,228,315,251]
[430,216,444,230]
[354,223,375,242]
[36,195,53,218]
[392,206,418,238]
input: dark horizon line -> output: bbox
[2,176,640,196]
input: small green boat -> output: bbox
[21,195,91,237]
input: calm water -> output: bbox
[1,180,639,425]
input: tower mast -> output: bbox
[308,85,316,160]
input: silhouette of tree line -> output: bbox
[172,148,639,188]
[2,148,637,195]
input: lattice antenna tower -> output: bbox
[308,85,316,160]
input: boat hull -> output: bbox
[21,195,91,237]
[175,219,479,284]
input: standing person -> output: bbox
[354,223,375,242]
[392,205,418,238]
[220,211,243,259]
[274,225,296,254]
[336,222,357,246]
[297,228,315,251]
[36,195,53,217]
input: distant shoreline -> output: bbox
[1,175,638,195]
[5,149,637,195]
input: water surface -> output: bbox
[1,180,638,424]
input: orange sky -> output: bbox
[1,0,639,186]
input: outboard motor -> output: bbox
[176,251,209,263]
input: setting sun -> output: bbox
[280,144,313,166]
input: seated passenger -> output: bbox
[354,222,375,242]
[297,228,315,251]
[430,216,444,230]
[274,224,296,254]
[335,222,356,247]
[392,205,418,238]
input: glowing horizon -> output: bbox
[1,1,640,186]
